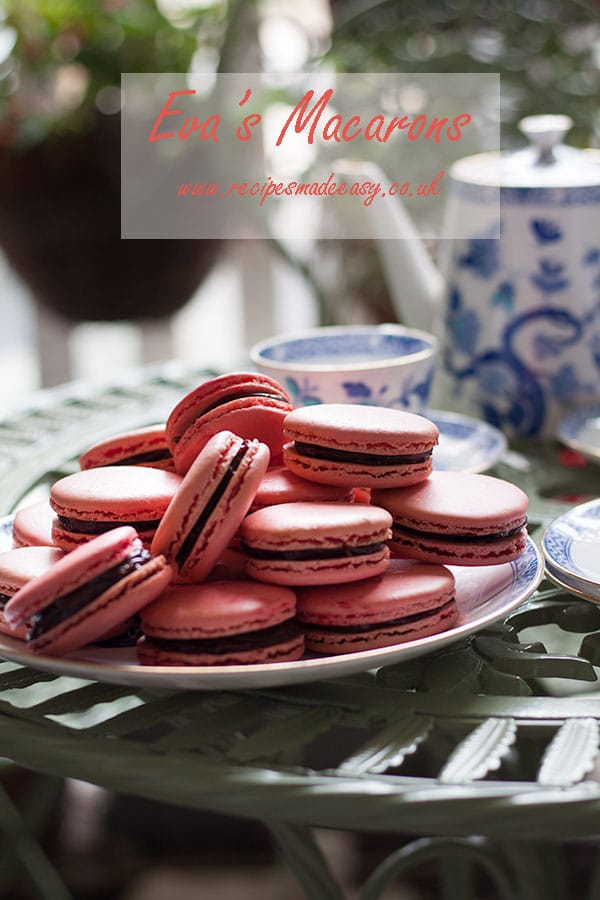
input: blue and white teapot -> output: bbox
[359,115,600,438]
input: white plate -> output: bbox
[543,499,600,597]
[0,515,543,690]
[557,403,600,462]
[544,559,600,603]
[428,409,507,473]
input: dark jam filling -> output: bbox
[57,516,161,535]
[0,592,11,609]
[392,520,527,544]
[29,549,152,641]
[172,391,289,443]
[145,619,302,654]
[175,441,248,568]
[301,598,456,633]
[242,541,384,561]
[294,442,432,467]
[113,449,171,466]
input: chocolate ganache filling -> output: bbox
[392,520,527,544]
[112,449,171,466]
[301,598,456,633]
[57,517,162,535]
[293,442,432,466]
[242,541,385,561]
[0,592,11,609]
[29,548,152,641]
[175,440,249,567]
[172,391,289,443]
[145,619,302,654]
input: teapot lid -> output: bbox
[451,115,600,188]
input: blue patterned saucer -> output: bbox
[543,500,600,599]
[427,409,507,473]
[557,403,600,463]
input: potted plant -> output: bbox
[0,0,223,321]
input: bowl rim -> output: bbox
[250,324,438,373]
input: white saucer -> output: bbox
[543,499,600,598]
[427,409,507,474]
[557,403,600,462]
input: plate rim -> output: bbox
[542,498,600,588]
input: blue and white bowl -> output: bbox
[250,325,437,412]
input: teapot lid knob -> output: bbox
[518,114,573,165]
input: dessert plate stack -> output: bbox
[543,499,600,601]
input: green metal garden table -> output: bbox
[2,365,600,900]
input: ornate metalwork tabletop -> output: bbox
[3,366,600,899]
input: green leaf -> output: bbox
[537,719,599,787]
[438,718,517,784]
[338,715,433,775]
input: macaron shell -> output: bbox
[388,529,528,566]
[283,404,439,453]
[50,466,182,521]
[136,631,305,666]
[5,527,141,625]
[141,580,297,640]
[80,425,174,472]
[0,546,65,639]
[372,472,529,534]
[152,432,270,583]
[302,602,459,655]
[240,502,392,553]
[173,403,289,474]
[297,558,458,654]
[249,467,352,511]
[12,501,57,548]
[51,520,156,553]
[0,546,65,594]
[29,554,172,655]
[245,547,390,586]
[166,372,292,447]
[283,442,433,488]
[296,559,456,626]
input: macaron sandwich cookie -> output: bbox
[12,500,57,548]
[166,372,293,474]
[296,559,458,654]
[152,430,270,583]
[373,471,528,566]
[137,580,304,666]
[249,466,353,512]
[283,404,439,488]
[4,527,172,655]
[80,425,174,472]
[50,466,182,552]
[0,546,64,638]
[240,501,392,585]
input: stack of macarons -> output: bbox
[1,369,528,665]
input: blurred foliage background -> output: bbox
[327,0,600,147]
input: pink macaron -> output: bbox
[80,425,174,472]
[248,466,353,513]
[296,558,458,654]
[283,404,439,488]
[137,580,304,666]
[372,471,529,566]
[12,500,57,548]
[152,431,270,583]
[166,372,293,474]
[50,466,182,552]
[0,546,64,638]
[240,501,392,586]
[4,527,172,655]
